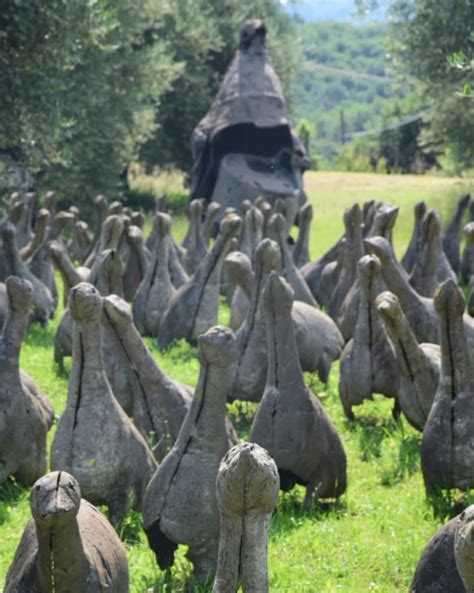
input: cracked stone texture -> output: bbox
[212,442,279,593]
[0,276,54,486]
[133,213,176,337]
[421,279,474,493]
[143,326,238,582]
[158,213,241,349]
[409,209,457,298]
[51,283,157,526]
[442,192,471,275]
[338,255,399,420]
[376,290,440,431]
[250,272,346,505]
[4,471,129,593]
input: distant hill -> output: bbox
[289,20,409,163]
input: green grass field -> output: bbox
[1,172,474,592]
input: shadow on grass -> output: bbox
[271,486,347,539]
[347,413,399,463]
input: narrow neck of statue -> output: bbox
[36,520,88,592]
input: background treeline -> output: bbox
[0,0,472,211]
[0,0,298,209]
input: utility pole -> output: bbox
[340,109,346,144]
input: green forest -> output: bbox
[0,0,473,208]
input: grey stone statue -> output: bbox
[143,326,238,582]
[375,291,440,430]
[4,471,129,593]
[0,277,54,485]
[158,213,241,348]
[409,506,474,593]
[338,255,399,420]
[212,443,279,593]
[364,236,474,348]
[409,209,456,298]
[51,283,157,525]
[401,201,427,273]
[190,20,307,221]
[442,192,471,275]
[250,272,347,507]
[421,279,474,494]
[133,213,175,337]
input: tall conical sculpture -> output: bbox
[190,19,308,225]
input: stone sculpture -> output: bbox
[442,192,471,275]
[143,326,237,582]
[158,213,241,348]
[203,201,222,245]
[1,222,54,326]
[0,277,54,485]
[364,236,474,348]
[190,20,306,221]
[375,291,440,430]
[182,200,209,275]
[409,209,456,298]
[250,272,346,506]
[329,204,364,318]
[454,505,474,593]
[122,225,150,301]
[410,506,474,593]
[292,202,313,268]
[133,213,175,337]
[461,222,474,285]
[338,255,399,420]
[366,203,399,243]
[4,471,129,593]
[268,212,316,306]
[51,283,157,525]
[212,443,279,593]
[401,201,427,273]
[102,294,193,459]
[421,279,474,494]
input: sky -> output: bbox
[282,0,388,22]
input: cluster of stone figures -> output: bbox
[1,189,474,593]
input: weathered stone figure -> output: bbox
[122,224,149,301]
[410,505,474,593]
[158,213,241,348]
[51,283,157,525]
[409,209,456,298]
[1,222,55,326]
[0,277,54,485]
[442,192,471,275]
[421,279,474,494]
[461,221,474,285]
[143,326,238,582]
[268,212,317,306]
[454,506,474,593]
[338,255,399,420]
[4,471,129,593]
[212,443,279,593]
[182,199,209,275]
[190,20,306,220]
[102,294,193,459]
[375,291,440,430]
[250,272,346,505]
[364,236,474,349]
[366,202,399,244]
[401,201,427,273]
[292,202,313,268]
[133,213,176,337]
[329,203,364,318]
